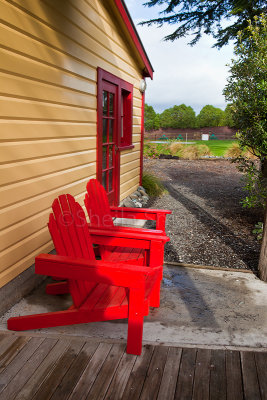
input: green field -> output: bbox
[194,140,235,156]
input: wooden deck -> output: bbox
[0,333,266,399]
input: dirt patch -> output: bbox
[144,159,263,271]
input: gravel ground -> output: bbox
[144,159,263,271]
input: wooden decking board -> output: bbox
[192,348,211,400]
[140,345,169,400]
[175,348,197,400]
[50,341,99,400]
[0,337,44,393]
[85,343,126,400]
[16,339,73,400]
[255,352,267,400]
[120,344,154,400]
[157,347,182,400]
[225,350,244,400]
[209,349,227,400]
[241,351,262,400]
[31,339,85,400]
[0,337,57,400]
[0,334,264,399]
[68,342,112,400]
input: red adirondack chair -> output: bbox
[85,179,172,234]
[7,194,169,355]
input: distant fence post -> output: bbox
[258,199,267,281]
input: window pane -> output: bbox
[108,170,113,192]
[102,171,107,190]
[102,146,107,169]
[110,93,114,116]
[103,91,108,116]
[102,119,107,143]
[109,120,114,142]
[109,146,113,168]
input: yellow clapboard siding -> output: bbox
[133,116,141,126]
[0,72,96,109]
[0,97,96,122]
[120,169,140,185]
[0,241,54,289]
[0,151,94,186]
[0,174,96,231]
[121,150,141,164]
[133,134,141,144]
[0,163,95,209]
[0,48,96,94]
[0,1,139,81]
[133,125,141,134]
[133,107,142,118]
[120,177,139,200]
[0,227,50,272]
[133,98,142,108]
[120,159,140,175]
[0,121,96,140]
[0,137,96,163]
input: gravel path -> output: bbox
[144,159,263,271]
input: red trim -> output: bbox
[113,0,153,79]
[118,145,135,151]
[140,88,145,186]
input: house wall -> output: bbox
[0,0,143,288]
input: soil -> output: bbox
[144,159,263,271]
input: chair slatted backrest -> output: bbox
[48,194,96,307]
[85,179,114,228]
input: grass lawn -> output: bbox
[194,140,235,156]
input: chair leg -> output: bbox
[46,281,69,295]
[149,277,162,308]
[126,288,145,355]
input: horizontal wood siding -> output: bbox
[0,0,143,287]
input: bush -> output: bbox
[180,145,199,160]
[169,142,185,156]
[142,172,166,196]
[225,142,242,158]
[197,144,211,156]
[143,143,170,159]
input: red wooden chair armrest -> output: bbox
[89,224,168,238]
[36,254,162,289]
[89,227,169,244]
[110,206,172,232]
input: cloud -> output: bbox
[125,4,234,114]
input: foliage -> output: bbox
[223,104,235,127]
[225,142,242,158]
[142,172,166,196]
[196,105,225,128]
[224,15,267,208]
[143,143,170,158]
[159,104,196,129]
[144,104,157,130]
[197,144,211,157]
[169,142,185,156]
[141,0,267,48]
[252,221,264,240]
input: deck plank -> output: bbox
[50,341,99,400]
[0,335,29,373]
[0,336,44,393]
[175,348,197,400]
[209,349,226,400]
[121,344,154,400]
[140,345,169,400]
[255,352,267,400]
[157,347,182,400]
[226,350,244,400]
[0,337,57,400]
[16,339,73,400]
[68,342,112,400]
[31,339,85,400]
[86,343,125,400]
[241,351,261,400]
[192,348,211,400]
[104,351,137,400]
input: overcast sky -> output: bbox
[124,0,234,115]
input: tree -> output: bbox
[196,105,225,127]
[223,104,235,127]
[224,14,267,208]
[144,104,157,130]
[141,0,267,48]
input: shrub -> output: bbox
[142,172,166,196]
[144,143,170,158]
[225,142,242,158]
[180,145,199,160]
[197,144,211,156]
[169,142,185,156]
